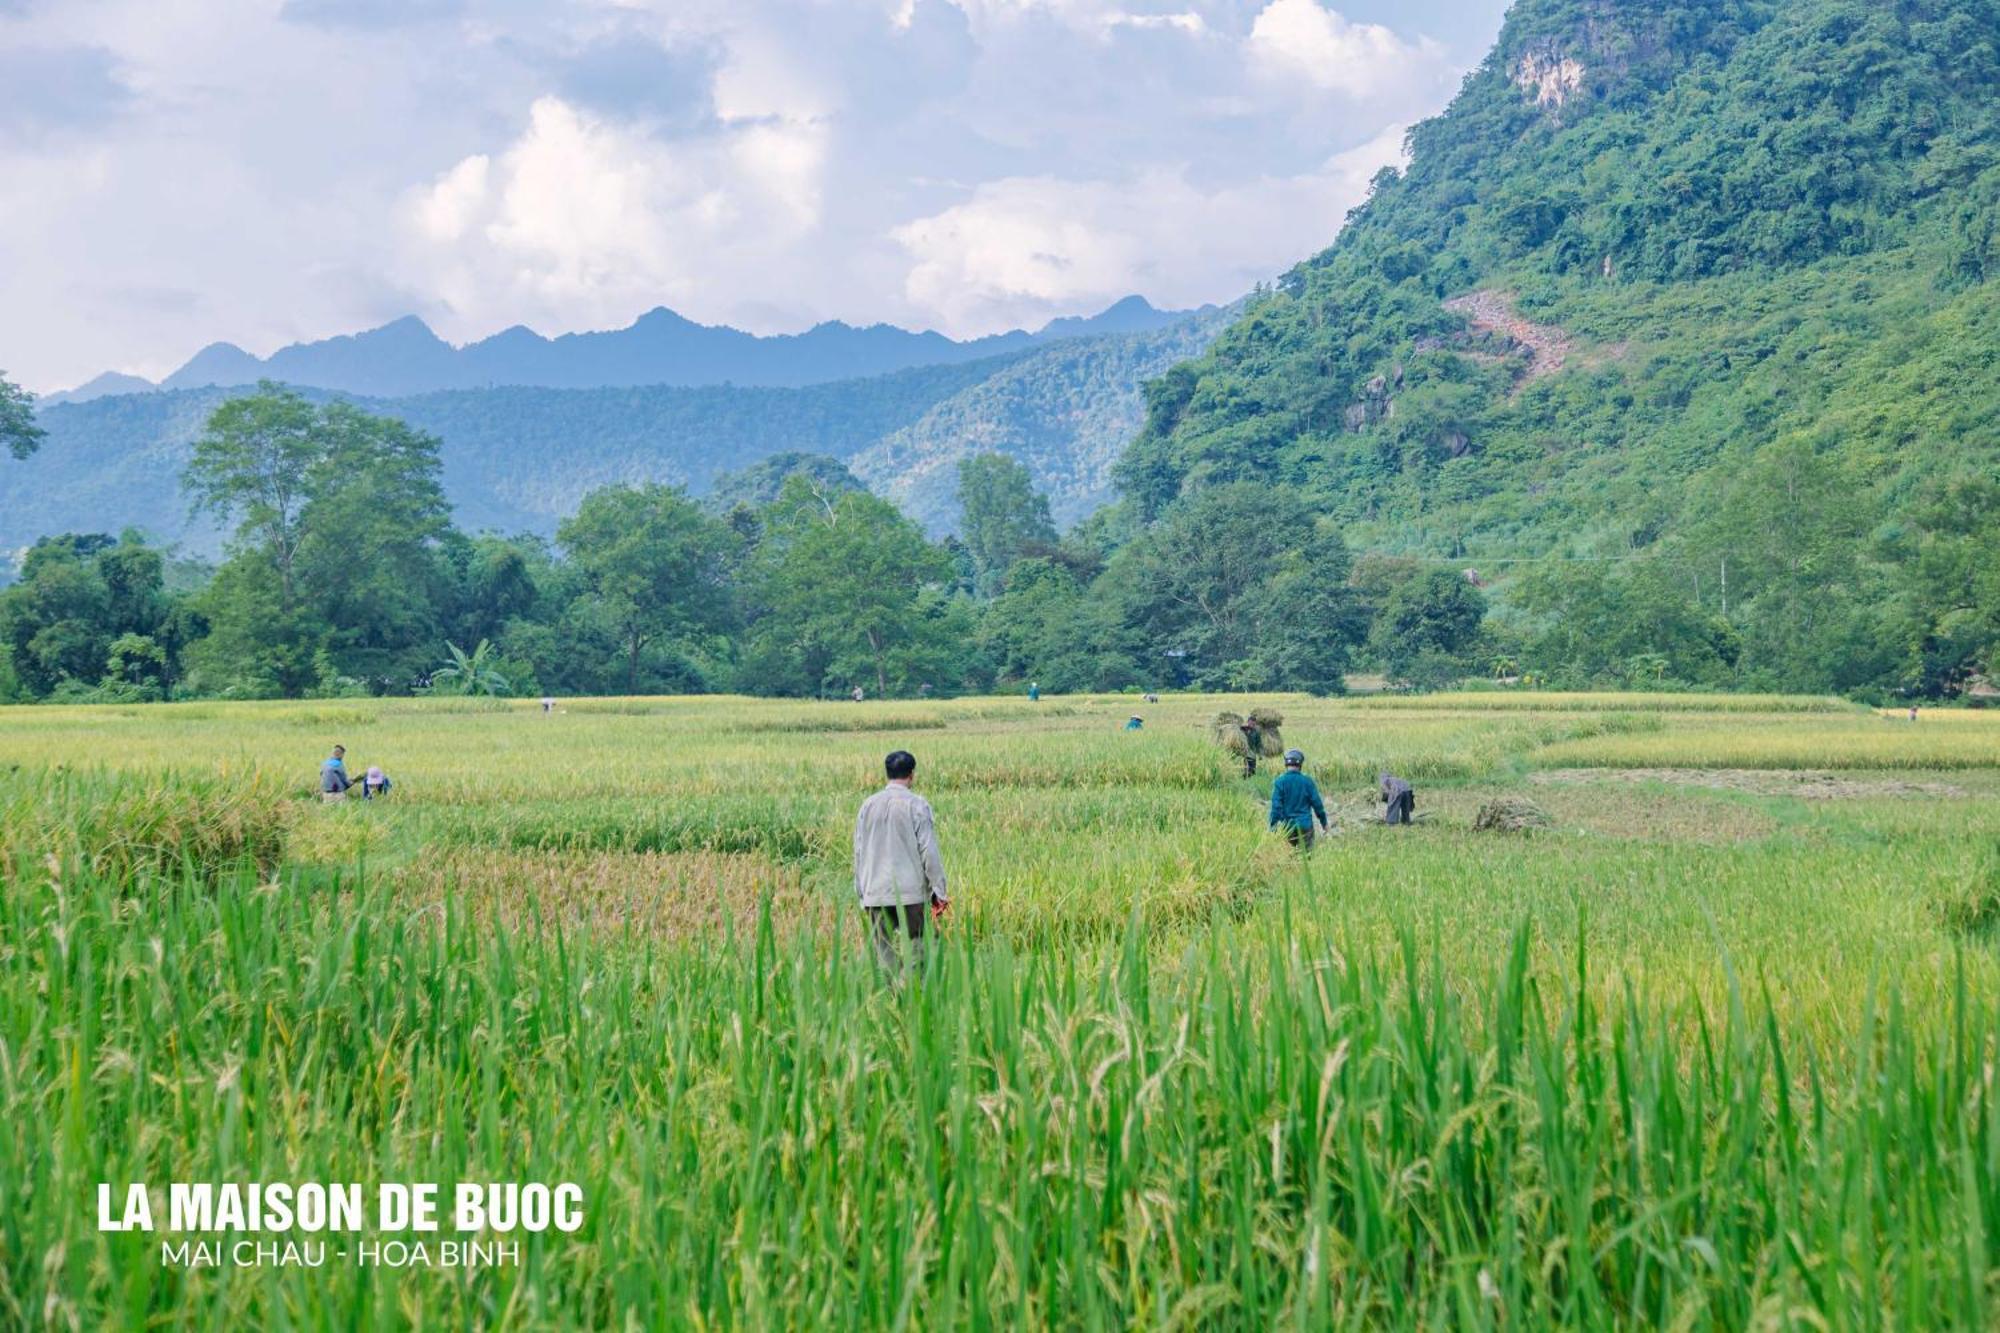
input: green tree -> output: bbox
[558,483,738,694]
[1105,483,1367,693]
[977,557,1140,692]
[184,386,322,616]
[0,533,180,698]
[0,372,44,460]
[1691,437,1882,690]
[1512,561,1739,688]
[1890,474,2000,696]
[1369,569,1487,690]
[183,387,451,695]
[709,452,864,513]
[958,453,1057,597]
[741,477,962,696]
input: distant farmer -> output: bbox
[1029,681,1040,702]
[541,695,555,715]
[1143,693,1159,704]
[852,685,866,703]
[358,765,393,800]
[1269,749,1329,850]
[853,750,949,978]
[1125,715,1144,731]
[1239,720,1262,777]
[320,745,351,802]
[1379,772,1416,826]
[1909,705,1919,722]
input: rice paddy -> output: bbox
[3,691,1999,1327]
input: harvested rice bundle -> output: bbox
[1247,708,1286,756]
[1473,797,1553,832]
[1211,709,1286,758]
[1211,711,1253,757]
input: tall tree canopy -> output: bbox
[1,372,45,461]
[557,484,739,693]
[741,477,969,697]
[182,386,450,696]
[957,453,1057,597]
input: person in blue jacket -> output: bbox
[1269,749,1328,850]
[319,745,351,802]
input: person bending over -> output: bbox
[1380,772,1416,825]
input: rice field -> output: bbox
[3,691,1999,1328]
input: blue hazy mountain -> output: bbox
[117,296,1200,398]
[8,307,1222,558]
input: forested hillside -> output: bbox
[1117,0,2000,694]
[851,307,1230,534]
[2,360,1006,555]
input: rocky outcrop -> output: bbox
[1443,290,1574,383]
[1512,42,1586,123]
[1342,372,1398,433]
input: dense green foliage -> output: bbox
[957,454,1058,598]
[1117,0,2000,696]
[181,388,453,697]
[0,534,197,700]
[0,371,42,460]
[706,451,866,513]
[2,392,1384,701]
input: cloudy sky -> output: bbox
[0,0,1510,392]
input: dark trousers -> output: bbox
[1284,823,1316,851]
[1386,791,1415,825]
[867,903,929,977]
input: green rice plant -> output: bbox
[0,766,291,883]
[3,690,1999,1327]
[1336,691,1858,713]
[9,854,2000,1328]
[1933,840,2000,937]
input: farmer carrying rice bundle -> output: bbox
[1212,708,1286,777]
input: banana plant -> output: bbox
[430,639,512,697]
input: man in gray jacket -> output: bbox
[853,749,949,977]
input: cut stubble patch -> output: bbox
[1532,768,1969,800]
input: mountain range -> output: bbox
[41,295,1198,403]
[7,309,1226,557]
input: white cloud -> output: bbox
[415,154,491,242]
[893,122,1408,334]
[404,95,828,339]
[0,0,1510,391]
[1246,0,1444,99]
[1108,12,1206,34]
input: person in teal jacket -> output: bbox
[1268,749,1328,849]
